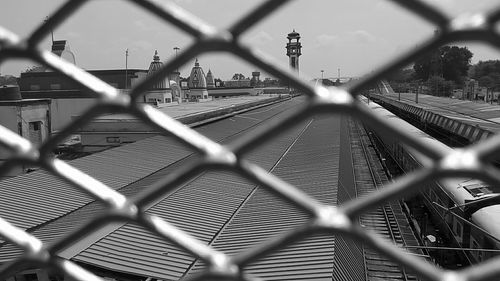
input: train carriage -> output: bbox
[364,98,500,264]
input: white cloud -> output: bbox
[131,40,154,51]
[249,31,274,46]
[350,30,376,44]
[314,30,376,48]
[65,31,81,39]
[314,34,338,47]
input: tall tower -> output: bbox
[286,30,302,72]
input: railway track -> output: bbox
[348,118,422,281]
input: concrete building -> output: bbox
[19,40,149,132]
[20,69,148,132]
[463,79,480,100]
[224,77,251,88]
[0,85,50,177]
[251,71,261,87]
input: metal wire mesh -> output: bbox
[1,0,500,280]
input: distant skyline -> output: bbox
[1,0,500,80]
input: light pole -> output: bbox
[321,70,324,80]
[125,48,129,90]
[173,47,180,72]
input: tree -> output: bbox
[387,67,416,93]
[427,76,455,97]
[387,67,416,83]
[413,46,473,84]
[0,75,18,86]
[469,60,500,90]
[414,54,434,81]
[214,78,224,87]
[231,73,246,80]
[441,46,473,84]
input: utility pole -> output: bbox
[321,70,324,80]
[125,48,129,90]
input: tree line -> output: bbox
[388,45,500,97]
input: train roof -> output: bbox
[363,98,500,240]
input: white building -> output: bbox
[0,85,51,177]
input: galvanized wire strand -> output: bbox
[460,255,500,281]
[236,160,323,216]
[348,35,444,96]
[387,0,450,28]
[55,258,105,281]
[45,159,131,210]
[229,0,292,38]
[131,159,205,208]
[138,213,235,270]
[229,101,310,156]
[0,259,34,281]
[341,167,436,218]
[349,225,445,281]
[487,5,500,23]
[0,218,105,281]
[128,0,217,38]
[354,100,447,160]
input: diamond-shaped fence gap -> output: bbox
[69,170,261,281]
[239,0,435,82]
[260,114,339,206]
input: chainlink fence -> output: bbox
[1,0,500,280]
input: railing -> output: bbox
[1,0,500,280]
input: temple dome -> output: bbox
[188,59,207,89]
[206,69,215,88]
[147,50,169,89]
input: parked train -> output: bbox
[363,98,500,265]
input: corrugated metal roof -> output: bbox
[186,117,340,280]
[0,99,415,281]
[0,137,190,233]
[72,115,341,280]
[0,98,302,265]
[72,121,309,280]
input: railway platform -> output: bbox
[370,91,500,145]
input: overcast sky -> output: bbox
[1,0,499,80]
